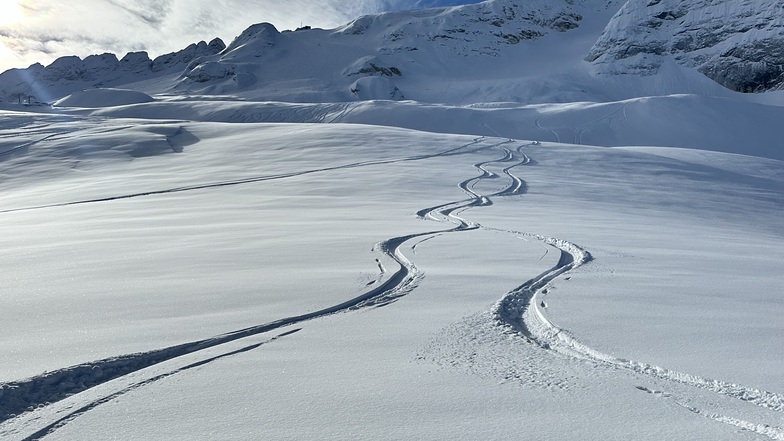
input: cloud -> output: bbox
[103,0,175,26]
[0,0,482,72]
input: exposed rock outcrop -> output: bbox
[586,0,784,92]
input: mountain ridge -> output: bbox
[0,38,226,104]
[1,0,782,105]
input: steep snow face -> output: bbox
[0,39,226,103]
[350,76,406,100]
[587,0,784,92]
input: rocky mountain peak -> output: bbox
[0,38,225,103]
[587,0,784,92]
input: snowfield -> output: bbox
[0,107,782,440]
[1,0,783,439]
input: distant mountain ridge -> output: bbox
[0,38,226,104]
[1,0,782,104]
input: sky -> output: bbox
[0,0,484,73]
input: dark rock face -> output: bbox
[586,0,784,92]
[701,39,784,92]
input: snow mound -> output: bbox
[53,88,155,108]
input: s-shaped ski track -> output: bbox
[0,137,509,439]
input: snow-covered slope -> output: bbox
[83,95,784,159]
[53,88,155,108]
[0,1,783,440]
[587,0,784,92]
[0,111,781,440]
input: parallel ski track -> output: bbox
[421,142,784,439]
[416,141,784,439]
[481,154,784,440]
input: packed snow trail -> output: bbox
[495,268,784,439]
[492,228,784,415]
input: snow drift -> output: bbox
[53,88,155,108]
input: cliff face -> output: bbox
[586,0,784,92]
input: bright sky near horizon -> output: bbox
[0,0,483,73]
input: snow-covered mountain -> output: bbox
[1,0,781,152]
[2,0,782,104]
[586,0,784,92]
[0,38,225,104]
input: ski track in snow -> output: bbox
[414,142,784,439]
[0,136,499,439]
[0,135,485,215]
[13,329,304,441]
[1,138,782,439]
